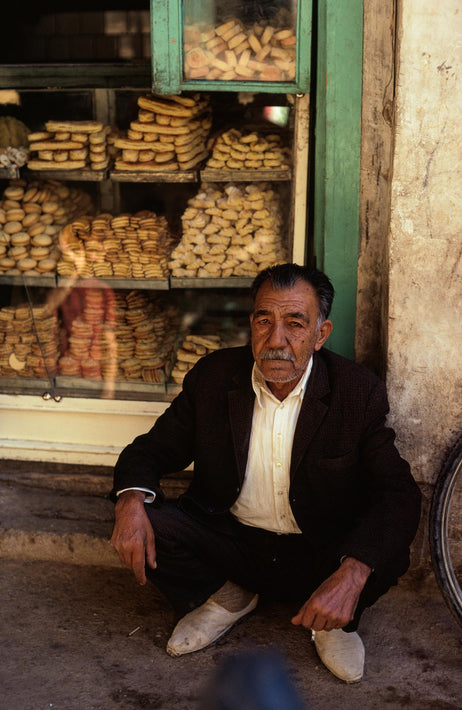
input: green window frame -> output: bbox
[150,0,312,94]
[312,0,363,359]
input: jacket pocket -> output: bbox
[317,451,357,471]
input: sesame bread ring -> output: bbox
[11,231,31,247]
[3,185,25,201]
[31,233,53,247]
[36,258,57,272]
[6,208,25,222]
[0,257,16,269]
[30,246,51,260]
[22,187,40,202]
[17,257,37,271]
[22,213,41,228]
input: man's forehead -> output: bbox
[253,282,318,312]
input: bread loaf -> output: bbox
[182,10,296,82]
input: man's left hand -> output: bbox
[291,557,372,632]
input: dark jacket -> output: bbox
[112,345,421,577]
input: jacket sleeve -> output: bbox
[338,379,422,576]
[110,363,201,503]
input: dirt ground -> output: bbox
[0,560,460,709]
[0,462,461,709]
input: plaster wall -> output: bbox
[386,1,462,499]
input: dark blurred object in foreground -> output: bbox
[199,649,309,710]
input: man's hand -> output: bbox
[291,557,372,632]
[110,490,156,585]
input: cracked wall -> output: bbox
[384,0,462,568]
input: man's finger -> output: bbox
[145,535,157,571]
[131,546,148,586]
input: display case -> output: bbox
[0,88,310,410]
[151,0,311,94]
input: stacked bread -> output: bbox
[113,93,212,172]
[183,9,296,82]
[57,210,173,280]
[58,289,179,385]
[0,302,60,378]
[168,182,287,278]
[117,291,179,383]
[170,334,222,385]
[27,121,112,171]
[0,180,93,275]
[58,287,117,382]
[206,128,291,170]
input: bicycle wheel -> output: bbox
[429,435,462,627]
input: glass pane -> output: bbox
[182,0,297,83]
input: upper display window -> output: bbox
[182,0,297,83]
[151,0,311,94]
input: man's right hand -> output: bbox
[110,490,156,585]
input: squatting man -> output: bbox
[111,263,421,682]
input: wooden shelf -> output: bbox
[57,276,170,290]
[169,277,254,289]
[110,170,198,183]
[23,167,108,182]
[55,376,168,397]
[0,63,151,90]
[200,168,291,182]
[0,274,57,287]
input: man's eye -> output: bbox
[290,321,303,328]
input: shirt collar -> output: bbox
[252,355,313,407]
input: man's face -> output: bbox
[250,279,332,396]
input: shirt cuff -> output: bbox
[116,487,156,503]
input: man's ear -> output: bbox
[314,320,333,351]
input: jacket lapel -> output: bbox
[290,352,330,479]
[228,354,255,485]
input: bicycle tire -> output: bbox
[429,434,462,627]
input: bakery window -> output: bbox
[0,86,309,402]
[151,0,311,95]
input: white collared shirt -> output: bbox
[230,357,313,534]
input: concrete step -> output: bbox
[0,460,190,567]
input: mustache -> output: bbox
[260,349,295,362]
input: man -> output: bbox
[111,263,421,683]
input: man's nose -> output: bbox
[267,320,287,348]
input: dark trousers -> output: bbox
[145,502,400,631]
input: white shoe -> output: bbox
[166,594,259,657]
[313,629,365,682]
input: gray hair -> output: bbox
[251,263,335,329]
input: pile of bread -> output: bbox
[183,9,296,82]
[170,334,222,385]
[57,210,174,280]
[0,180,93,275]
[206,128,291,170]
[27,121,115,172]
[115,291,179,383]
[113,93,212,172]
[168,182,287,278]
[0,302,59,378]
[58,289,179,385]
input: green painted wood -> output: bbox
[151,0,182,94]
[313,0,363,359]
[150,0,311,94]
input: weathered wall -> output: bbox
[356,0,395,378]
[385,0,462,565]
